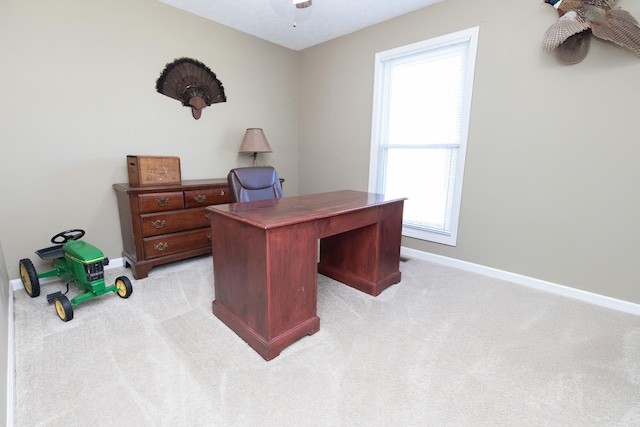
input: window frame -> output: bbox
[368,26,479,246]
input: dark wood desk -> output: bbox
[207,190,405,360]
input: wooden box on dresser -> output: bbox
[113,179,231,279]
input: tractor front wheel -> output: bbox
[19,259,40,297]
[54,296,73,322]
[115,276,133,299]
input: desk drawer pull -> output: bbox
[151,219,166,229]
[156,198,170,207]
[193,194,206,203]
[153,242,168,252]
[205,212,211,220]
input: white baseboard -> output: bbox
[6,287,14,427]
[106,257,125,269]
[401,247,640,316]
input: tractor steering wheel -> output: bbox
[51,229,86,244]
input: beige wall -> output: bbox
[0,0,299,278]
[0,242,8,425]
[1,0,639,307]
[298,0,640,304]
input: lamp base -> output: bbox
[250,152,258,167]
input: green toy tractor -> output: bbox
[19,229,132,322]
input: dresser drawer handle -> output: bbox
[205,212,211,220]
[153,242,168,252]
[156,198,170,207]
[220,190,225,196]
[151,219,166,229]
[207,233,212,241]
[194,194,206,203]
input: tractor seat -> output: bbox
[36,245,64,260]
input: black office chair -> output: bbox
[227,166,284,203]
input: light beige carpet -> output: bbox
[13,255,640,426]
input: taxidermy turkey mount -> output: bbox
[156,57,226,119]
[542,0,640,64]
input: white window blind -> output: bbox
[369,27,479,245]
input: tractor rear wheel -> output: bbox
[19,259,40,297]
[54,295,73,322]
[115,276,133,298]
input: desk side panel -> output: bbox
[267,222,318,339]
[211,213,268,337]
[376,200,405,283]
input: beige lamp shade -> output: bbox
[239,128,272,166]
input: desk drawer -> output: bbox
[185,188,231,208]
[138,192,184,213]
[143,228,211,259]
[140,208,210,237]
[317,208,379,238]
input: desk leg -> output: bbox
[318,201,404,296]
[211,214,320,360]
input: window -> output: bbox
[369,27,479,246]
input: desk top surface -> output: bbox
[207,190,405,229]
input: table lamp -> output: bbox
[239,128,272,167]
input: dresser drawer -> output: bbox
[184,188,231,208]
[143,229,212,260]
[138,192,185,213]
[140,208,211,237]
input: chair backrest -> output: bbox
[227,166,284,203]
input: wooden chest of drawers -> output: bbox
[113,179,231,279]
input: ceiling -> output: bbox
[159,0,444,51]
